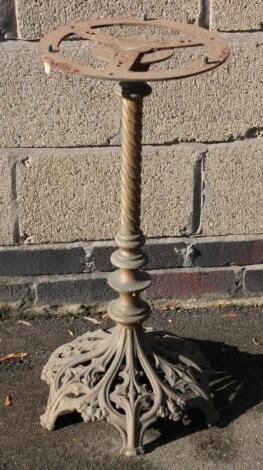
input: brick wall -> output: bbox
[0,1,263,309]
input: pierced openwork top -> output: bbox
[39,17,229,82]
[39,16,225,458]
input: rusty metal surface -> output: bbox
[40,81,219,457]
[39,19,228,457]
[39,17,229,82]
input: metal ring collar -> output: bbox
[39,17,229,82]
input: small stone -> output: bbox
[4,395,12,406]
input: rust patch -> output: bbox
[39,17,229,82]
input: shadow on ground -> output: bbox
[145,338,263,453]
[1,309,263,469]
[55,337,263,455]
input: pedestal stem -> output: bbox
[107,82,152,327]
[119,84,144,235]
[40,82,218,458]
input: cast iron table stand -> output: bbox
[39,17,229,456]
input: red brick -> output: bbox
[93,242,186,271]
[244,266,263,295]
[0,280,33,302]
[193,239,263,267]
[0,246,85,276]
[147,268,236,299]
[36,274,114,305]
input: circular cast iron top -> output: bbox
[39,17,229,82]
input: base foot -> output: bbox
[41,325,218,455]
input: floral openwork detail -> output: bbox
[38,56,225,455]
[41,325,218,456]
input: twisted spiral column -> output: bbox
[108,82,152,327]
[119,90,143,235]
[41,81,219,457]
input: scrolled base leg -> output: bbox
[41,325,218,456]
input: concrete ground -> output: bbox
[0,306,262,470]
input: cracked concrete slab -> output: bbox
[1,33,262,147]
[15,146,195,243]
[15,0,200,40]
[210,0,263,31]
[201,139,263,236]
[0,155,14,245]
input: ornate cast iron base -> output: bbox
[38,17,229,458]
[41,325,218,456]
[40,81,218,456]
